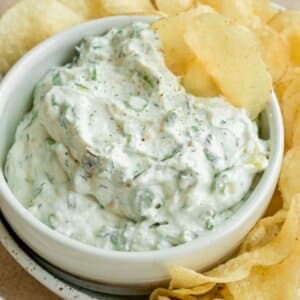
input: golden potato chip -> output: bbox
[269,10,300,32]
[151,6,215,75]
[264,189,284,217]
[182,59,220,97]
[292,108,300,147]
[252,0,278,23]
[283,27,300,67]
[154,0,195,16]
[0,0,84,74]
[281,78,300,147]
[251,23,289,83]
[239,209,286,253]
[58,0,102,19]
[275,67,300,101]
[99,0,156,17]
[198,0,253,25]
[184,13,272,118]
[279,147,300,208]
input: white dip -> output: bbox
[5,23,269,251]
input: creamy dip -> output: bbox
[5,23,269,251]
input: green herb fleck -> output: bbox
[205,219,214,231]
[52,73,63,86]
[75,83,89,90]
[92,67,97,80]
[161,145,183,162]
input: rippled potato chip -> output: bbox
[283,27,300,67]
[275,67,300,101]
[0,0,84,74]
[252,23,289,83]
[264,189,284,217]
[292,109,300,147]
[279,147,300,208]
[184,13,272,118]
[269,11,300,32]
[151,5,215,75]
[282,92,300,147]
[239,209,286,253]
[281,77,300,146]
[99,0,156,16]
[252,0,278,23]
[154,0,195,16]
[182,59,219,97]
[199,0,253,25]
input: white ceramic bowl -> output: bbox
[0,16,284,295]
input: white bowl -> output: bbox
[0,16,284,295]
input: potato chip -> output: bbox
[269,10,300,33]
[251,0,278,23]
[99,0,156,17]
[58,0,102,19]
[154,0,195,16]
[283,27,300,67]
[279,147,300,208]
[0,0,84,74]
[184,13,272,118]
[292,108,300,147]
[239,209,286,253]
[151,6,215,75]
[281,77,300,146]
[275,67,300,101]
[264,189,284,217]
[251,23,289,83]
[182,59,220,97]
[198,0,253,25]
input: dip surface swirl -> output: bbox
[5,23,269,251]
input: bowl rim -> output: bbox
[0,16,284,264]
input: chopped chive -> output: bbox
[92,67,97,80]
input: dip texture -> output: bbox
[5,23,269,251]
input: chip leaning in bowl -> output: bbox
[4,22,269,252]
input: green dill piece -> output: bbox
[46,137,56,145]
[150,221,169,228]
[91,67,97,80]
[204,219,214,231]
[161,145,183,162]
[25,111,38,129]
[51,95,58,106]
[191,125,199,132]
[34,183,46,198]
[75,83,89,90]
[164,111,177,124]
[45,173,55,184]
[124,97,148,112]
[204,148,218,162]
[52,73,63,86]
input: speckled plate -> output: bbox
[0,213,144,300]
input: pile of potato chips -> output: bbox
[1,0,300,299]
